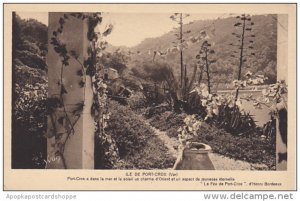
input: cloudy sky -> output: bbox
[17,12,230,47]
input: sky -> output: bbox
[17,12,230,47]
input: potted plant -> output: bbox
[173,115,215,170]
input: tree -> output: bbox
[135,61,182,111]
[229,14,255,101]
[98,50,129,75]
[196,41,216,94]
[170,13,191,92]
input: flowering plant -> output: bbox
[193,83,240,120]
[177,115,202,146]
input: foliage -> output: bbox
[127,91,148,112]
[132,61,187,111]
[106,101,151,157]
[232,73,287,118]
[152,111,187,131]
[256,80,287,112]
[98,50,129,75]
[169,13,191,88]
[15,15,48,45]
[192,81,271,136]
[195,122,275,169]
[12,65,47,168]
[12,14,48,168]
[127,14,277,86]
[196,40,217,93]
[212,105,257,136]
[177,115,202,145]
[14,14,47,71]
[230,14,256,100]
[114,136,175,169]
[231,17,256,64]
[144,105,186,137]
[96,101,175,169]
[144,104,171,119]
[15,50,46,70]
[93,66,119,168]
[143,62,173,83]
[48,12,116,169]
[145,109,275,169]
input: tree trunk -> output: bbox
[205,49,211,94]
[235,15,246,101]
[179,13,184,91]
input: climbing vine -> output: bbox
[92,64,119,166]
[47,12,117,169]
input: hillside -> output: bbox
[116,14,277,85]
[12,13,48,169]
[10,12,278,171]
[13,14,48,71]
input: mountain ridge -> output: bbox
[107,14,277,84]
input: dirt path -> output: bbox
[142,117,268,170]
[146,122,178,158]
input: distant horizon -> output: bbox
[17,12,234,47]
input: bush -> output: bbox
[12,14,48,169]
[12,65,47,169]
[145,109,275,169]
[107,101,151,158]
[149,111,187,132]
[114,136,175,169]
[144,103,171,119]
[16,50,46,70]
[95,101,175,169]
[211,105,258,136]
[195,122,276,169]
[145,108,187,138]
[127,91,148,112]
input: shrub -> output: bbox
[195,122,276,169]
[145,109,275,169]
[107,102,150,158]
[16,50,47,70]
[211,105,258,136]
[114,136,175,169]
[144,103,171,119]
[95,101,175,169]
[145,109,188,138]
[127,91,148,112]
[148,110,187,132]
[12,65,47,169]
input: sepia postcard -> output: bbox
[3,3,297,190]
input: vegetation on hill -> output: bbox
[12,13,48,168]
[95,101,175,169]
[122,14,277,86]
[13,14,48,70]
[11,13,280,170]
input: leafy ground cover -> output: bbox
[95,101,175,169]
[144,106,276,169]
[12,65,47,168]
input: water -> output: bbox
[218,90,271,127]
